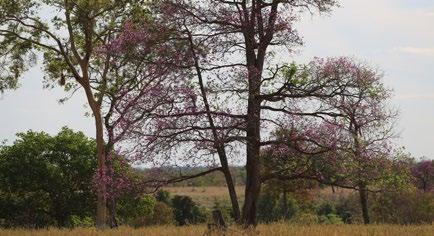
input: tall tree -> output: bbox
[159,0,340,226]
[314,57,398,224]
[106,0,341,226]
[0,0,146,228]
[249,57,400,224]
[101,12,246,221]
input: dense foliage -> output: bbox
[0,128,97,228]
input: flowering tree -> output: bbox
[105,0,342,225]
[155,1,343,226]
[0,0,149,228]
[255,58,400,224]
[311,57,398,224]
[102,19,246,221]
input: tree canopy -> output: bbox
[0,127,97,228]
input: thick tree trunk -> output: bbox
[242,137,261,227]
[242,70,262,227]
[82,81,108,229]
[359,184,370,224]
[94,109,108,229]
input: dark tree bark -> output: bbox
[108,198,118,228]
[242,66,263,227]
[218,149,241,222]
[282,188,289,219]
[359,183,370,224]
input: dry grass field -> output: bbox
[163,185,354,207]
[164,186,245,207]
[1,224,433,236]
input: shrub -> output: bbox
[155,190,171,205]
[67,215,94,228]
[318,214,344,225]
[171,195,207,225]
[257,191,299,223]
[212,199,233,223]
[151,202,175,225]
[371,188,434,224]
[117,195,157,227]
[317,202,335,216]
[323,193,363,224]
[289,212,319,225]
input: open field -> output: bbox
[1,224,433,236]
[163,186,354,207]
[163,186,245,207]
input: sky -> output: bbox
[1,0,434,159]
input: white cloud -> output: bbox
[392,47,434,56]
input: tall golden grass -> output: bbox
[1,224,433,236]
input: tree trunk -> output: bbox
[94,109,108,229]
[108,198,118,228]
[359,184,370,224]
[218,150,241,222]
[282,188,288,219]
[83,82,108,229]
[242,69,262,227]
[242,138,261,227]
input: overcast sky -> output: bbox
[1,0,433,159]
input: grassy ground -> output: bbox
[1,224,433,236]
[163,186,353,207]
[164,186,245,207]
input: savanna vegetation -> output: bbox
[0,0,433,235]
[0,129,432,232]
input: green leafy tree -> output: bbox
[0,127,97,228]
[0,0,146,228]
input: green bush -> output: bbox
[150,202,175,225]
[371,188,434,224]
[155,190,171,205]
[257,191,299,223]
[117,195,157,227]
[317,202,335,216]
[212,199,233,223]
[315,202,344,224]
[67,215,94,228]
[171,195,207,225]
[318,213,344,225]
[335,197,357,224]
